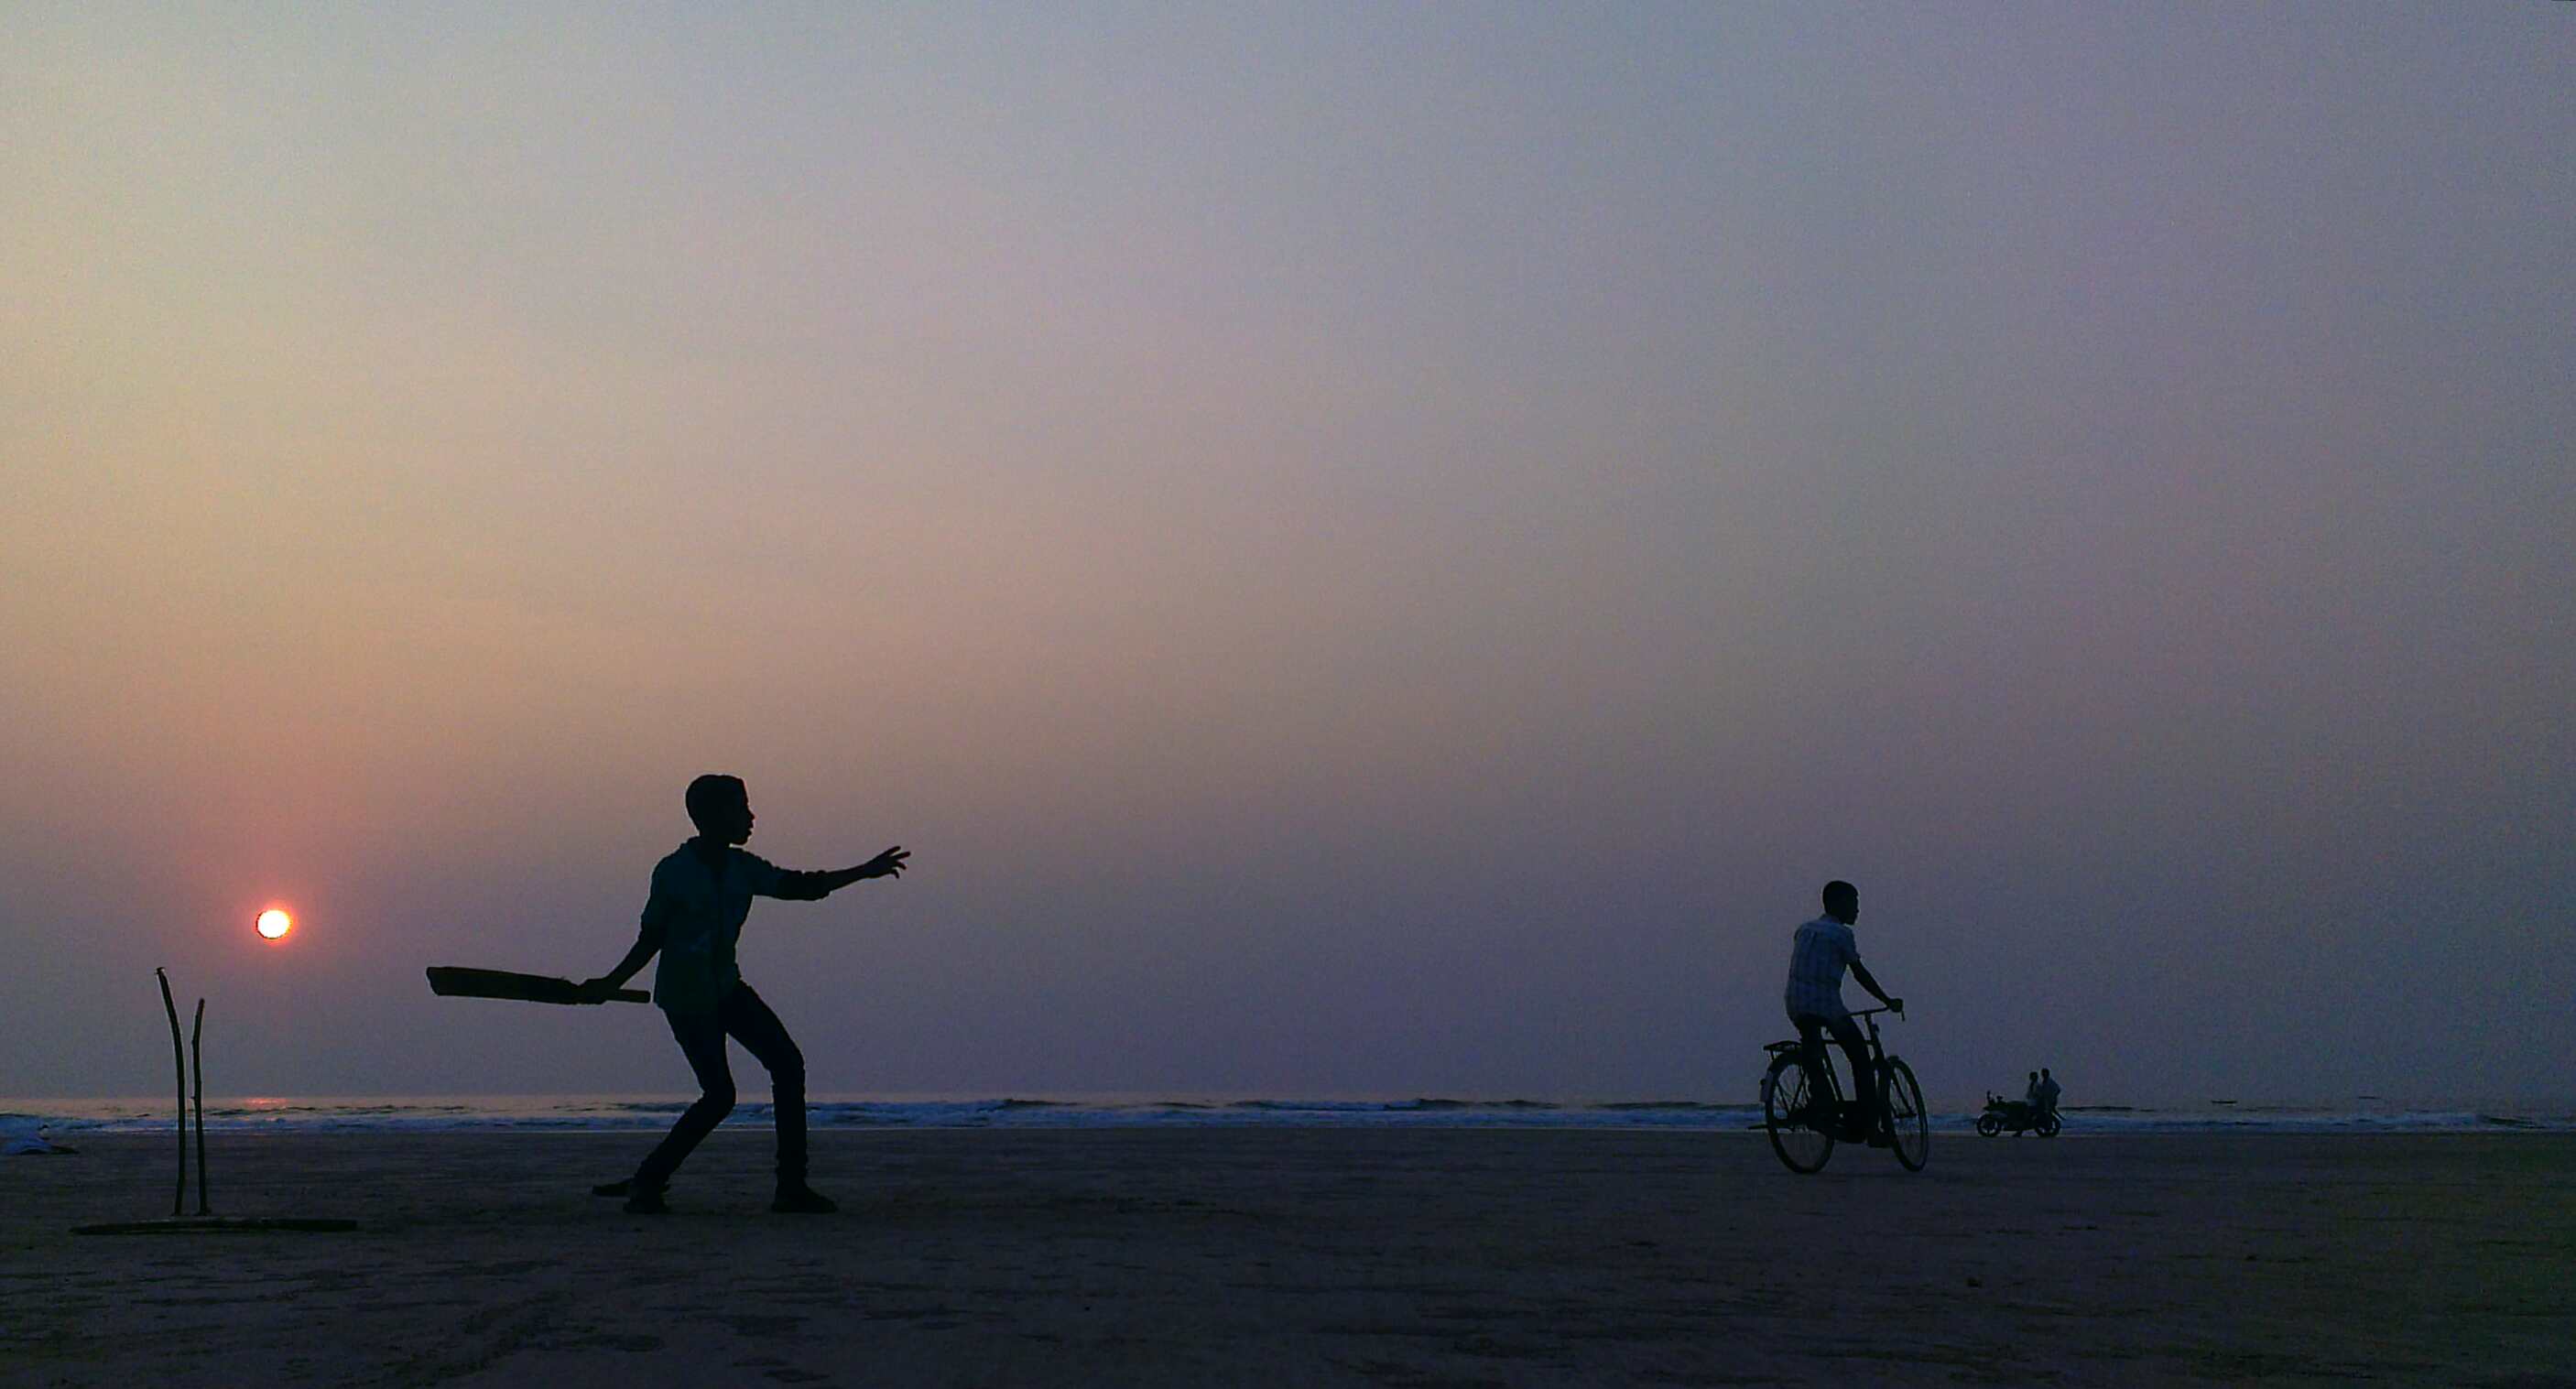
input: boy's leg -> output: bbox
[721,984,809,1190]
[632,1009,737,1196]
[1790,1015,1838,1125]
[1821,1014,1875,1134]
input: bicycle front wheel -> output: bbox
[1882,1058,1930,1172]
[1764,1056,1835,1174]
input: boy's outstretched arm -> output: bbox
[1849,959,1902,1013]
[769,845,909,902]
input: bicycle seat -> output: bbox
[1763,1040,1806,1055]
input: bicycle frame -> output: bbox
[1792,1006,1897,1103]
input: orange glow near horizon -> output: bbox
[255,907,293,941]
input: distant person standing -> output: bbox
[2025,1071,2041,1111]
[2037,1068,2062,1119]
[581,775,908,1215]
[1783,880,1903,1143]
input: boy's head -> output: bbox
[1821,880,1858,925]
[2041,1068,2052,1080]
[685,774,755,843]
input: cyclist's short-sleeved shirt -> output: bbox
[642,843,788,1015]
[1784,915,1861,1021]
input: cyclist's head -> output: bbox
[1821,880,1858,924]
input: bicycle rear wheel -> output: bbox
[1882,1058,1929,1171]
[1764,1055,1835,1174]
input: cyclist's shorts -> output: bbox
[1788,1009,1853,1030]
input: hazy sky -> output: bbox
[5,4,2568,1106]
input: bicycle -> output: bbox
[1759,1006,1929,1174]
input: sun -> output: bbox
[256,908,293,941]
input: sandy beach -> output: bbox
[5,1131,2571,1386]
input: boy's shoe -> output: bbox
[623,1186,670,1215]
[771,1184,839,1214]
[592,1179,632,1198]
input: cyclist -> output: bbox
[1784,880,1903,1144]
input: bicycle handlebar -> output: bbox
[1850,1005,1906,1018]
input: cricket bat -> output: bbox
[426,967,648,1005]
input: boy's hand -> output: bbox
[859,846,909,879]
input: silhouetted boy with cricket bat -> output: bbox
[582,774,908,1214]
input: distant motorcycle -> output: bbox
[1976,1099,2060,1138]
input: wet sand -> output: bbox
[5,1131,2572,1385]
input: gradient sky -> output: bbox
[5,4,2569,1106]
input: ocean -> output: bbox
[5,1095,2569,1141]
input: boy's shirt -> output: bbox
[642,842,788,1015]
[1784,915,1861,1020]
